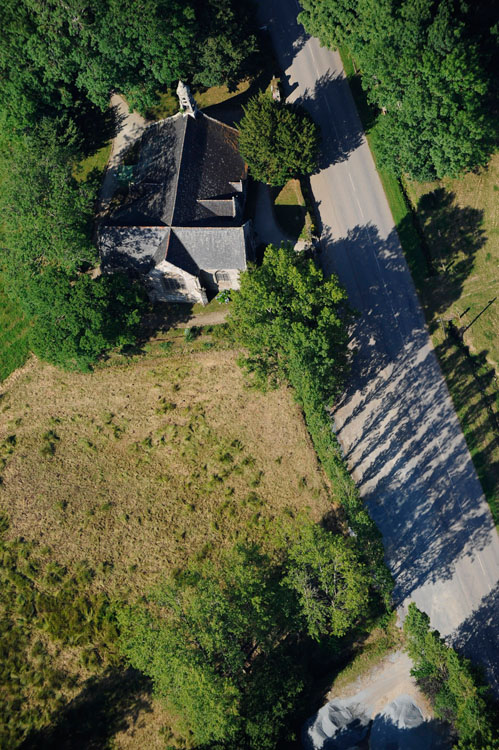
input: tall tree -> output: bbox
[228,243,350,402]
[193,0,260,91]
[0,120,97,298]
[238,93,319,186]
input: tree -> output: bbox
[192,0,260,91]
[0,0,261,130]
[26,269,147,370]
[0,0,197,127]
[228,244,351,403]
[283,522,370,640]
[238,93,319,186]
[299,0,496,179]
[0,119,97,291]
[117,545,301,748]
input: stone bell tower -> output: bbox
[176,81,198,118]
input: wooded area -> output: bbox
[299,0,497,179]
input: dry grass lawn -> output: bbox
[0,336,337,747]
[0,342,333,599]
[405,152,499,371]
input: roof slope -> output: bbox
[108,113,247,229]
[99,226,170,272]
[169,226,249,273]
[172,115,247,225]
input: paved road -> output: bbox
[258,0,499,691]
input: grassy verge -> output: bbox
[339,47,499,523]
[328,613,402,694]
[73,140,112,183]
[0,276,30,382]
[273,179,311,240]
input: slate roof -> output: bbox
[107,113,247,228]
[100,224,251,276]
[101,110,250,279]
[169,227,249,274]
[99,226,170,273]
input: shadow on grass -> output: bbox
[21,667,152,750]
[435,333,499,524]
[417,188,486,311]
[273,199,307,240]
[73,101,119,159]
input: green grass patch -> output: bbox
[0,276,30,382]
[273,179,310,240]
[73,141,112,183]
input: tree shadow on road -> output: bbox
[317,223,496,622]
[449,581,499,695]
[297,71,364,168]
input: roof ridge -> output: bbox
[202,112,240,135]
[168,116,189,225]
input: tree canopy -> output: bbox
[298,0,496,179]
[118,523,370,748]
[404,604,499,749]
[26,270,146,371]
[284,522,370,640]
[228,244,350,402]
[0,119,147,370]
[118,544,302,748]
[0,0,260,129]
[238,93,319,186]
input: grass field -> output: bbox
[0,329,337,746]
[0,337,333,596]
[340,47,499,522]
[0,276,30,383]
[404,154,499,370]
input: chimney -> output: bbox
[176,81,198,118]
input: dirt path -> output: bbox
[326,650,432,720]
[178,309,229,328]
[98,94,148,215]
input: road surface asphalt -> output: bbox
[257,0,499,692]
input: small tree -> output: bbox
[283,522,370,640]
[238,92,319,186]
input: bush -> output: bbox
[404,603,499,749]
